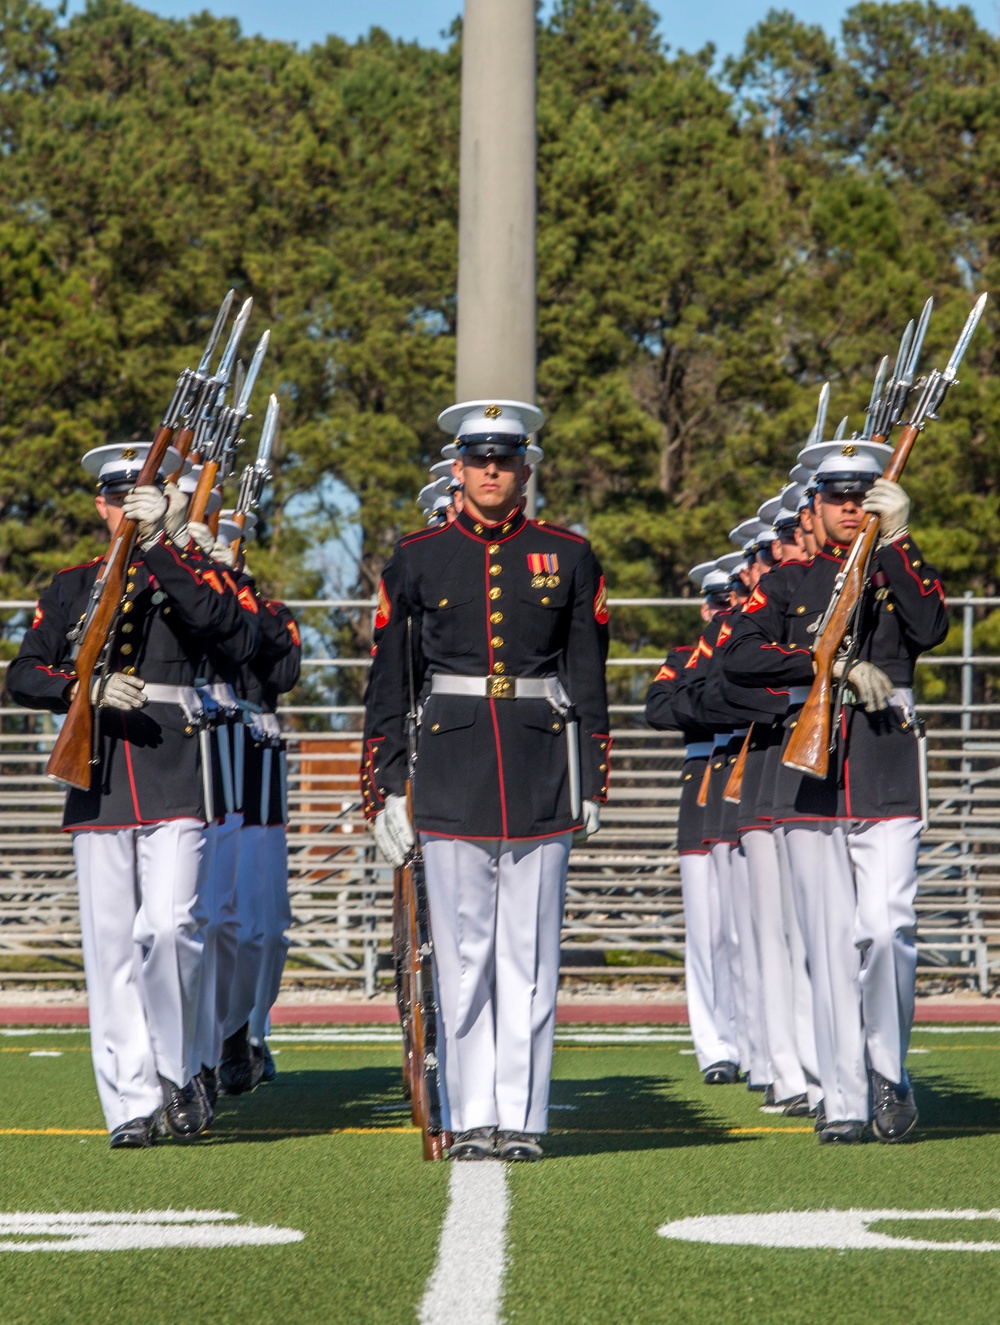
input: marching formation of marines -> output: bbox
[5,288,984,1157]
[7,296,301,1147]
[645,295,984,1143]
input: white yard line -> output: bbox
[418,1164,510,1325]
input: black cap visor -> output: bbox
[459,434,528,458]
[815,474,876,496]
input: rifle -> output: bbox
[228,394,278,568]
[783,294,986,779]
[723,726,752,804]
[695,753,714,808]
[393,616,452,1160]
[164,289,237,482]
[45,292,242,790]
[188,329,270,524]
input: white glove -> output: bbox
[862,477,910,547]
[123,485,168,549]
[373,794,415,867]
[187,521,216,555]
[834,658,894,713]
[573,799,602,845]
[210,537,237,570]
[91,671,147,710]
[163,481,190,545]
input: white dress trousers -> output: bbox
[72,820,205,1132]
[773,827,823,1109]
[420,833,572,1135]
[191,811,242,1070]
[785,818,921,1122]
[741,827,817,1103]
[247,823,293,1045]
[680,851,739,1070]
[714,841,772,1086]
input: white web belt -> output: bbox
[430,674,571,706]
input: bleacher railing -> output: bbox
[1,594,997,993]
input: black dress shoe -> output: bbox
[779,1092,811,1117]
[193,1070,216,1128]
[870,1070,919,1143]
[496,1131,544,1162]
[817,1118,866,1145]
[109,1115,156,1149]
[703,1060,739,1085]
[156,1080,210,1140]
[251,1041,277,1084]
[219,1022,259,1095]
[448,1127,496,1161]
[197,1065,218,1110]
[813,1100,826,1132]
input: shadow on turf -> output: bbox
[909,1072,1000,1141]
[543,1074,745,1157]
[205,1066,420,1143]
[198,1067,746,1155]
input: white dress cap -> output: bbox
[716,552,744,576]
[418,478,453,511]
[82,442,188,488]
[701,567,731,594]
[218,509,258,545]
[728,517,770,549]
[437,398,544,440]
[796,438,892,475]
[177,466,222,514]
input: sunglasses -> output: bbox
[462,454,523,471]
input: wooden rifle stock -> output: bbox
[782,419,921,779]
[165,424,194,483]
[696,754,714,807]
[391,779,451,1160]
[188,459,219,525]
[228,511,247,568]
[723,727,753,804]
[45,422,177,789]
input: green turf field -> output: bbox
[1,1023,998,1325]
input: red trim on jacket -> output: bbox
[489,698,509,839]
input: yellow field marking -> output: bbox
[0,1128,106,1136]
[1,1047,90,1053]
[4,1123,992,1141]
[911,1045,1000,1052]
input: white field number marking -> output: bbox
[0,1210,304,1253]
[659,1209,1000,1252]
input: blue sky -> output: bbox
[61,2,1000,59]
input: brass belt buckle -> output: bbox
[489,677,512,699]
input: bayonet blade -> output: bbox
[833,415,848,440]
[943,291,988,382]
[236,330,270,415]
[256,394,279,468]
[862,355,889,439]
[904,296,933,384]
[216,297,254,387]
[196,289,235,377]
[231,360,245,412]
[893,319,915,384]
[814,382,830,446]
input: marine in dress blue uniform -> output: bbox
[645,561,740,1085]
[721,442,948,1142]
[7,445,258,1147]
[362,401,610,1160]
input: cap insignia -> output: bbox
[840,444,857,457]
[484,405,502,419]
[121,447,138,460]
